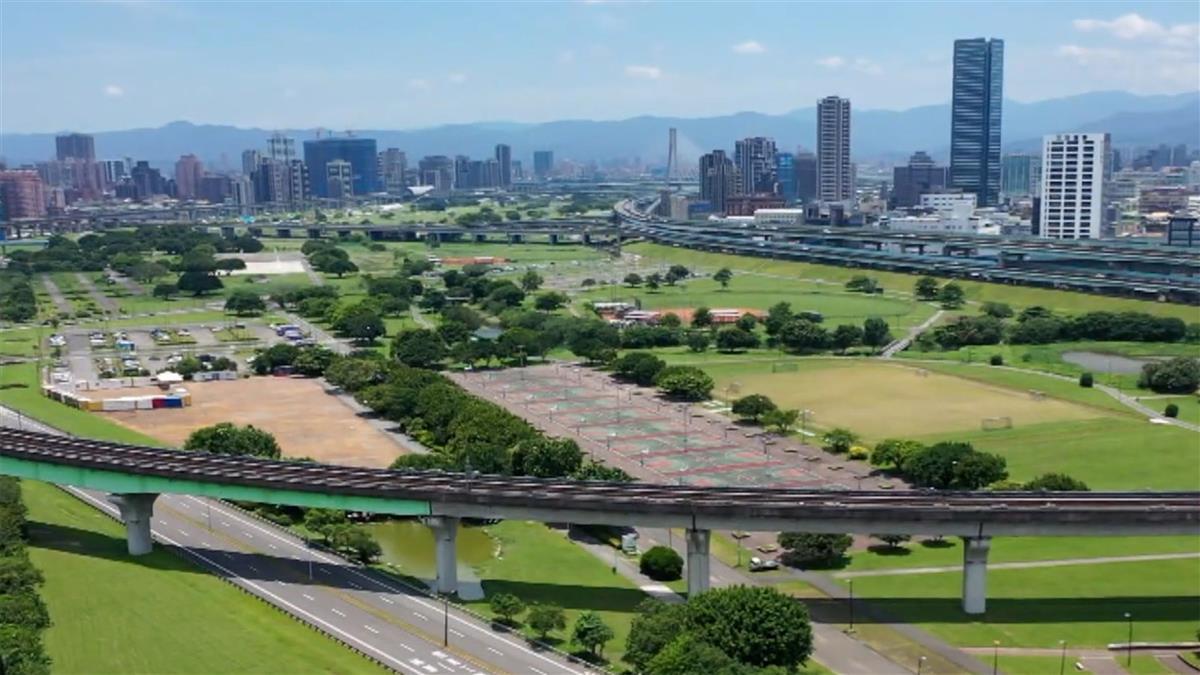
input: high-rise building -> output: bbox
[891,151,948,207]
[816,96,852,202]
[174,154,204,200]
[230,175,254,208]
[0,170,47,218]
[326,160,354,201]
[794,151,818,203]
[302,137,378,198]
[774,152,797,203]
[100,159,127,185]
[533,151,554,180]
[379,148,407,193]
[417,155,455,194]
[241,150,261,176]
[267,133,296,163]
[1038,133,1110,240]
[253,157,288,204]
[454,155,471,190]
[198,175,231,204]
[495,144,512,188]
[1001,154,1041,199]
[734,137,777,195]
[287,159,310,204]
[55,133,95,162]
[129,161,166,200]
[699,150,735,214]
[950,38,1004,207]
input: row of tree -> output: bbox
[0,272,37,322]
[0,477,52,674]
[609,352,716,401]
[927,305,1198,351]
[4,227,261,277]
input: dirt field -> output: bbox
[656,307,763,324]
[97,378,404,468]
[713,360,1106,440]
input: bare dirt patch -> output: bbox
[657,307,763,324]
[437,256,509,266]
[97,377,404,468]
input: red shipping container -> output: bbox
[151,398,167,409]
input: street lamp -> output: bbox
[443,593,450,647]
[848,579,855,631]
[1058,640,1067,675]
[917,656,926,675]
[992,640,999,675]
[640,449,648,467]
[1124,612,1133,667]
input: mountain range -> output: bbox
[1,90,1196,170]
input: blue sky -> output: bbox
[2,1,1197,133]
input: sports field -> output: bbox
[708,359,1105,440]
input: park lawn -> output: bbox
[1151,394,1200,425]
[23,481,388,675]
[916,417,1200,491]
[841,536,1200,572]
[992,655,1087,674]
[901,360,1136,415]
[465,520,647,664]
[839,558,1200,649]
[625,242,1200,321]
[1128,654,1177,673]
[0,328,39,357]
[704,358,1105,440]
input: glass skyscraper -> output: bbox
[774,152,796,203]
[303,138,378,198]
[950,38,1003,207]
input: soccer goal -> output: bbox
[981,416,1013,431]
[772,362,799,373]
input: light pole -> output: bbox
[848,579,855,631]
[1124,612,1133,667]
[640,449,647,467]
[917,656,926,675]
[1058,640,1067,675]
[443,593,450,647]
[992,640,999,675]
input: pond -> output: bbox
[364,519,495,600]
[1060,351,1154,375]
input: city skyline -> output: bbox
[1,2,1197,133]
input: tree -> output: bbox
[736,313,758,332]
[152,283,178,300]
[639,546,683,581]
[611,352,666,386]
[527,603,567,640]
[572,611,615,657]
[573,461,633,482]
[292,347,336,377]
[224,289,266,316]
[869,439,925,470]
[903,441,1008,490]
[821,428,858,454]
[778,319,828,352]
[646,635,739,675]
[664,264,690,285]
[654,366,713,401]
[623,273,643,287]
[872,534,912,549]
[659,312,681,328]
[176,270,223,296]
[862,317,892,350]
[778,533,852,569]
[914,276,939,300]
[713,267,733,289]
[764,302,794,336]
[333,304,386,344]
[645,273,662,291]
[489,593,527,625]
[534,291,568,312]
[183,422,281,459]
[391,329,446,368]
[328,524,382,564]
[1079,372,1094,388]
[625,600,689,672]
[686,331,710,353]
[830,324,863,353]
[132,261,169,284]
[731,394,777,423]
[1023,473,1090,491]
[1165,403,1180,418]
[214,258,247,276]
[510,437,583,478]
[715,326,758,352]
[980,301,1014,319]
[691,307,712,328]
[520,269,544,293]
[1138,357,1200,394]
[762,408,800,435]
[683,586,813,668]
[324,258,359,278]
[938,282,965,309]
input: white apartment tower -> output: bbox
[816,96,852,202]
[1039,133,1110,239]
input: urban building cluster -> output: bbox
[675,37,1200,243]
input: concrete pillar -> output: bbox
[307,228,322,239]
[424,516,459,595]
[276,228,291,238]
[961,535,991,614]
[220,226,236,238]
[108,493,158,556]
[685,528,711,596]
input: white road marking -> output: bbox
[178,502,190,509]
[446,658,461,666]
[449,629,464,638]
[422,666,437,674]
[410,659,425,666]
[365,625,380,634]
[331,608,346,617]
[302,594,315,601]
[349,581,362,589]
[432,651,447,659]
[242,532,253,539]
[399,644,415,653]
[318,568,331,575]
[530,668,547,675]
[221,521,230,527]
[177,528,189,536]
[247,565,259,573]
[379,595,394,604]
[413,612,429,621]
[487,648,503,656]
[268,543,278,550]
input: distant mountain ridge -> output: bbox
[1,90,1196,170]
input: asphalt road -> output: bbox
[0,407,589,675]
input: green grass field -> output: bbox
[23,481,387,675]
[625,242,1200,321]
[841,558,1200,648]
[842,535,1200,572]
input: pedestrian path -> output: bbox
[40,275,71,313]
[833,552,1200,578]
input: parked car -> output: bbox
[748,557,778,572]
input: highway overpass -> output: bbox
[2,427,1196,614]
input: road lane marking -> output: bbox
[379,595,394,604]
[242,532,253,539]
[487,648,503,656]
[365,625,379,634]
[268,543,278,550]
[530,668,547,675]
[349,581,363,589]
[303,594,315,601]
[177,528,189,535]
[399,644,415,653]
[331,608,346,617]
[449,629,464,638]
[221,521,230,527]
[413,612,428,621]
[247,565,259,573]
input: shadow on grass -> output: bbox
[799,596,1199,625]
[865,545,914,557]
[919,537,955,549]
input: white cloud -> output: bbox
[1073,13,1200,47]
[407,78,429,90]
[732,40,766,55]
[624,65,662,80]
[447,72,467,84]
[1057,44,1122,65]
[103,84,124,97]
[816,56,846,69]
[852,58,883,75]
